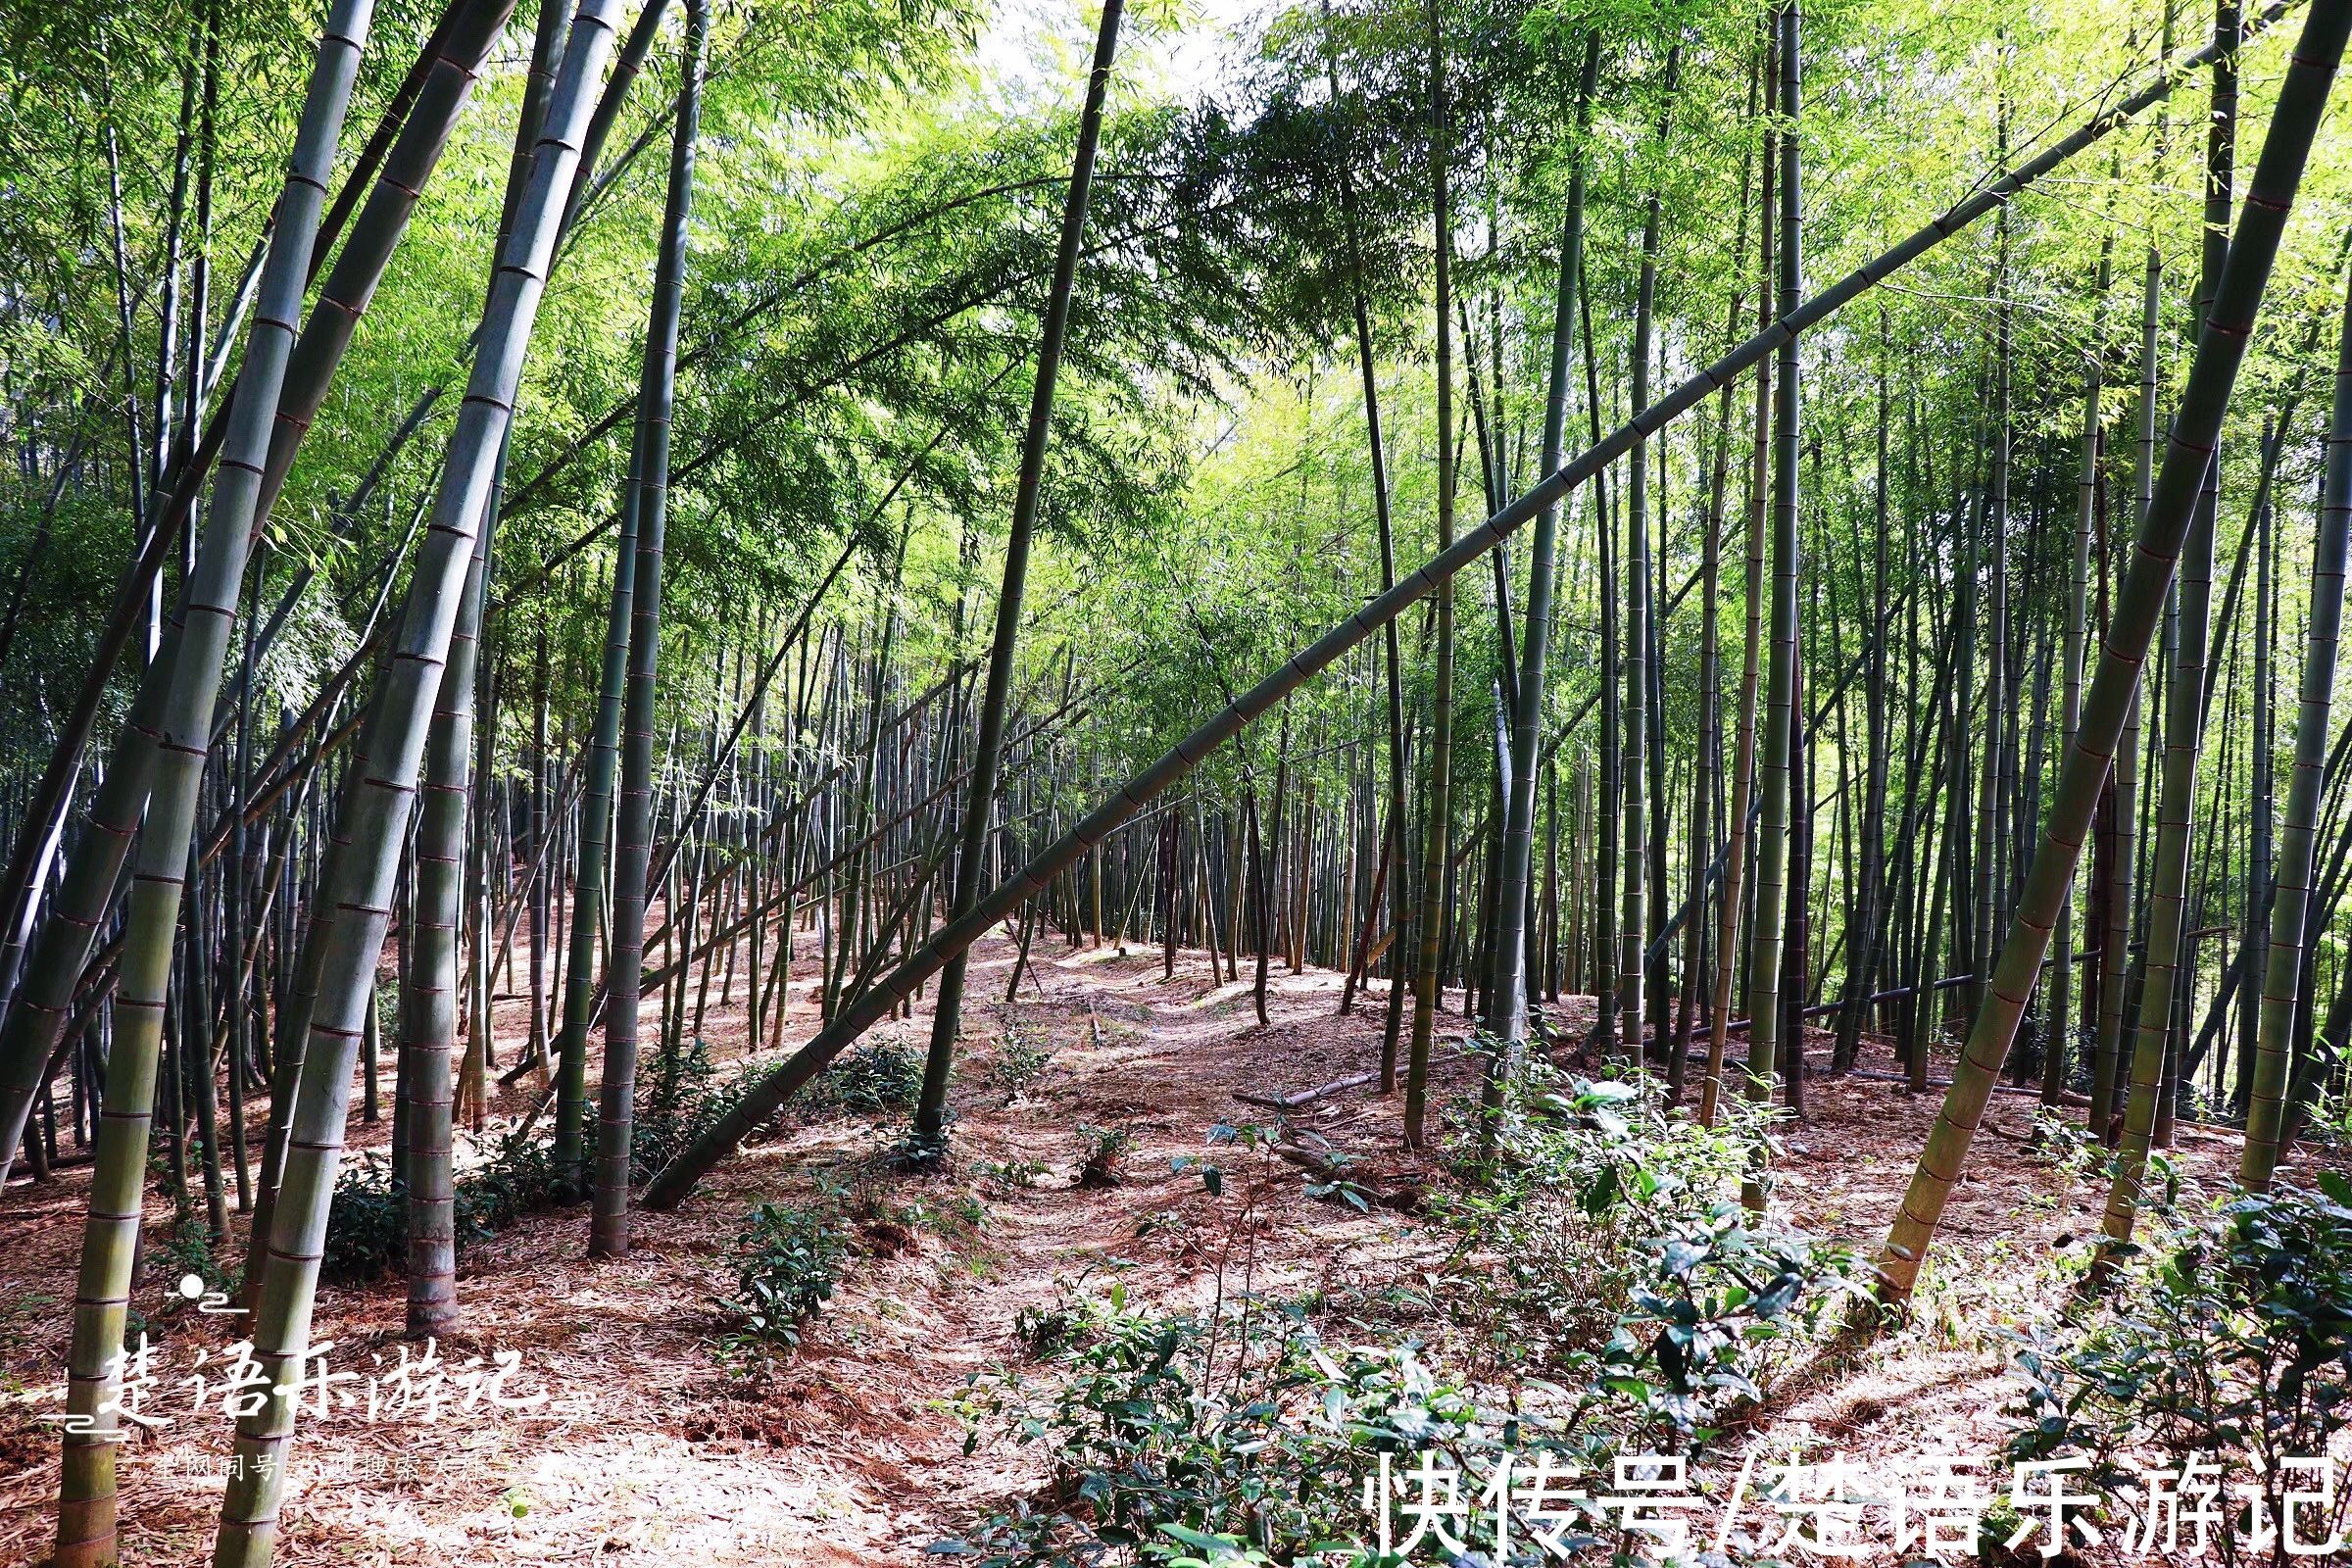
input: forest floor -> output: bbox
[2,927,2342,1566]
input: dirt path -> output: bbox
[0,930,2335,1564]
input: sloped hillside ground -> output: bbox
[0,926,2331,1565]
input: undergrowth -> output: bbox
[713,1200,844,1368]
[940,1058,1864,1565]
[2006,1178,2352,1565]
[322,1116,579,1285]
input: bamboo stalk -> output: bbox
[2242,259,2352,1187]
[594,0,708,1259]
[53,3,380,1560]
[212,4,635,1555]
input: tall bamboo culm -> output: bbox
[52,3,379,1560]
[1740,0,1802,1167]
[402,529,489,1335]
[212,4,631,1557]
[594,0,708,1258]
[909,0,1124,1152]
[1402,0,1457,1151]
[2241,259,2352,1187]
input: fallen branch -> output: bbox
[1235,1070,1380,1111]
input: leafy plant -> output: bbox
[940,1069,1862,1564]
[715,1200,846,1366]
[144,1213,239,1335]
[1290,1136,1374,1212]
[459,1118,577,1233]
[321,1120,581,1285]
[321,1153,411,1285]
[2026,1107,2106,1178]
[940,1288,1543,1566]
[992,1023,1057,1101]
[982,1156,1051,1192]
[813,1040,925,1116]
[1430,1061,1862,1441]
[633,1034,739,1181]
[156,1211,236,1296]
[2007,1180,2352,1564]
[1076,1123,1134,1189]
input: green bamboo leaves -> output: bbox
[642,0,2281,1213]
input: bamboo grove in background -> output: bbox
[4,0,2352,1559]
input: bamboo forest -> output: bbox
[9,0,2352,1560]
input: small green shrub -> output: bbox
[982,1156,1050,1192]
[2025,1107,2106,1178]
[460,1118,577,1232]
[321,1153,411,1284]
[1012,1298,1085,1358]
[715,1200,845,1365]
[1431,1060,1862,1445]
[941,1288,1541,1566]
[320,1118,580,1285]
[2007,1179,2352,1563]
[1076,1123,1134,1189]
[144,1213,240,1337]
[934,1193,992,1234]
[992,1024,1056,1099]
[811,1040,924,1116]
[942,1071,1860,1564]
[154,1211,236,1298]
[633,1035,737,1181]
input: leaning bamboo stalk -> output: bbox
[212,4,631,1558]
[2095,433,2220,1266]
[2047,220,2113,1107]
[2101,0,2238,1211]
[1320,0,1409,1064]
[2241,262,2352,1189]
[0,632,174,1192]
[0,0,464,1019]
[2091,245,2164,1137]
[250,0,518,527]
[910,0,1124,1151]
[2165,0,2237,1152]
[637,3,2295,1210]
[1881,0,2347,1303]
[51,3,380,1561]
[1619,42,1681,1086]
